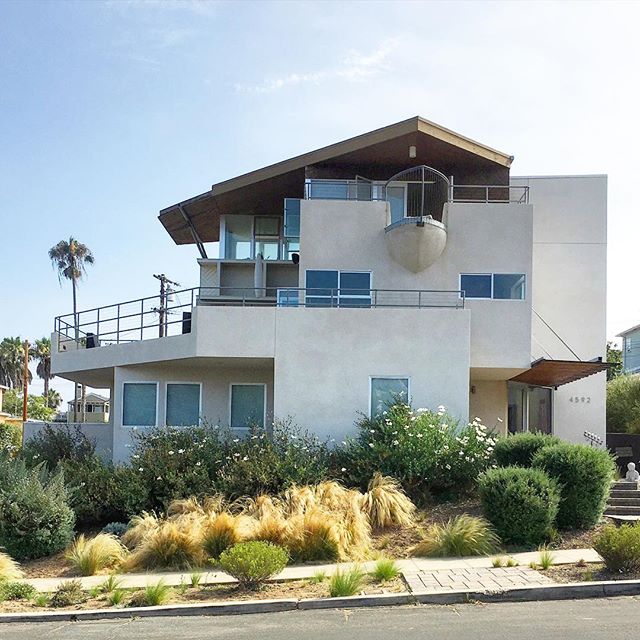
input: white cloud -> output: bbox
[235,38,399,93]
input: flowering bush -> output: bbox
[334,403,497,503]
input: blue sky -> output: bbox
[1,0,638,402]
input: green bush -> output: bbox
[50,580,86,607]
[593,523,640,573]
[0,422,21,456]
[0,581,36,601]
[478,466,560,546]
[607,375,640,433]
[533,443,615,529]
[335,404,496,502]
[0,455,75,560]
[22,423,95,469]
[101,522,129,537]
[493,432,560,468]
[219,541,288,590]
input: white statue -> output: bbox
[625,462,640,482]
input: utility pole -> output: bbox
[22,340,29,422]
[153,274,180,337]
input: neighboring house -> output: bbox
[67,392,110,424]
[617,325,640,374]
[50,116,608,463]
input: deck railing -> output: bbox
[54,286,465,350]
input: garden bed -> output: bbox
[0,575,406,613]
[546,562,640,583]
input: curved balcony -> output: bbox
[384,166,449,272]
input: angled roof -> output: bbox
[618,324,640,338]
[68,392,109,405]
[509,358,609,387]
[158,116,514,248]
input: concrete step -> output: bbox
[605,514,640,523]
[604,505,640,515]
[608,497,640,507]
[612,481,639,491]
[610,490,640,499]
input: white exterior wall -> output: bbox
[512,175,607,444]
[111,363,274,463]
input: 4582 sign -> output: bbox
[569,396,591,403]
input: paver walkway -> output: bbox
[403,566,552,594]
[23,548,600,593]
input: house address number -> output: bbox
[569,396,591,403]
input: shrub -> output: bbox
[593,523,640,573]
[0,550,22,581]
[335,404,496,502]
[219,541,288,590]
[371,558,400,582]
[493,432,560,468]
[329,566,364,597]
[478,466,560,546]
[0,422,21,457]
[533,443,615,529]
[101,522,129,538]
[0,456,75,559]
[129,581,172,607]
[122,512,160,550]
[607,374,640,433]
[22,423,95,469]
[65,534,127,576]
[360,473,416,529]
[50,580,86,607]
[99,575,123,594]
[412,515,500,557]
[107,589,125,607]
[33,593,49,607]
[0,581,36,601]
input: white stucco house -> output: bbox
[51,117,608,463]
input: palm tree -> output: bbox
[0,337,31,389]
[32,337,54,399]
[49,237,94,421]
[48,237,95,340]
[45,388,62,410]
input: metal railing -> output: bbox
[450,184,529,204]
[54,286,465,351]
[304,179,386,201]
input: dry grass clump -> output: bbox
[201,512,244,559]
[122,512,160,550]
[0,550,23,581]
[412,515,500,558]
[361,473,416,530]
[124,519,207,571]
[65,534,127,576]
[284,508,342,562]
[166,497,204,518]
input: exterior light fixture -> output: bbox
[409,145,417,159]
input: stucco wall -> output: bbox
[512,175,607,444]
[111,362,274,463]
[273,307,471,442]
[469,379,508,434]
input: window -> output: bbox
[254,217,280,260]
[122,383,157,427]
[224,215,253,260]
[305,270,371,307]
[230,384,266,428]
[460,273,526,300]
[370,377,410,417]
[166,383,201,427]
[386,185,406,223]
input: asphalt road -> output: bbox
[4,598,639,640]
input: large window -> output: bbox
[230,384,266,428]
[122,382,157,427]
[460,273,525,300]
[370,377,410,417]
[305,270,371,307]
[166,383,201,427]
[224,215,253,260]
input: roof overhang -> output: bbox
[158,116,514,247]
[509,358,610,388]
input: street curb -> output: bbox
[3,580,640,623]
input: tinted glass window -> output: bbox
[339,272,371,296]
[123,383,157,427]
[493,274,526,300]
[306,270,338,296]
[166,384,200,427]
[370,378,409,416]
[231,385,265,428]
[460,274,492,298]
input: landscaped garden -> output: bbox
[0,402,635,613]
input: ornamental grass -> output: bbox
[65,533,127,576]
[361,473,416,530]
[0,550,22,581]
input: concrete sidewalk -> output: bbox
[23,548,601,593]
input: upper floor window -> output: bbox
[166,383,201,427]
[305,270,371,307]
[222,215,284,261]
[460,273,525,300]
[122,382,157,427]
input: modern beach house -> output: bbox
[50,117,608,462]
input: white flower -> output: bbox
[370,429,376,434]
[368,443,374,448]
[393,440,399,445]
[445,464,451,470]
[195,461,202,466]
[132,454,139,459]
[243,456,249,461]
[178,449,185,454]
[233,438,239,443]
[168,450,175,455]
[156,476,162,480]
[341,467,347,472]
[138,467,144,472]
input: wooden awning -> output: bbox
[509,358,610,388]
